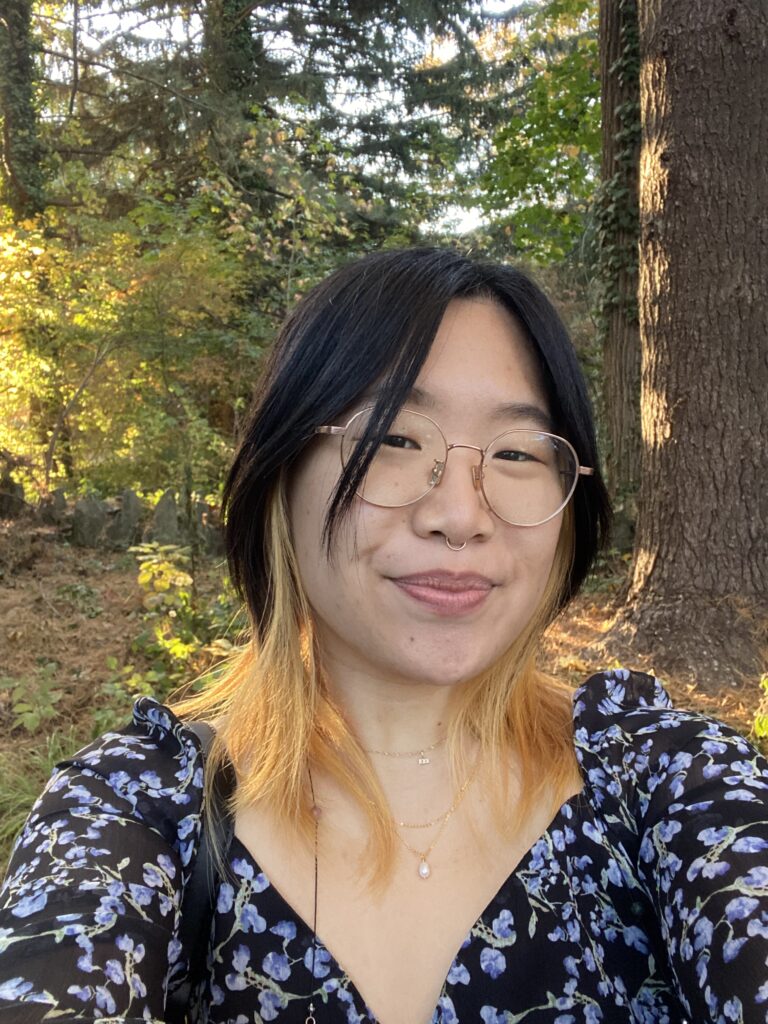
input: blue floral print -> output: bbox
[1,669,768,1022]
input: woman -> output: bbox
[1,247,767,1023]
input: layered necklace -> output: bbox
[395,769,476,878]
[302,742,475,1020]
[367,738,477,880]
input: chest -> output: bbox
[230,796,561,1024]
[204,797,679,1024]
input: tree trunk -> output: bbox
[0,0,45,218]
[606,0,768,686]
[597,0,641,537]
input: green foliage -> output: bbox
[124,543,241,694]
[0,662,63,733]
[1,1,502,498]
[91,660,170,736]
[480,0,600,262]
[0,190,255,497]
[752,675,768,747]
[92,549,240,731]
[134,544,195,614]
[0,543,239,754]
[82,545,240,735]
[128,543,203,689]
[55,582,102,618]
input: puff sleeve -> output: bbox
[577,670,768,1023]
[0,699,205,1023]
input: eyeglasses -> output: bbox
[316,406,593,527]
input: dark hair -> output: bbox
[225,247,611,631]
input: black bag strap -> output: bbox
[165,721,236,1024]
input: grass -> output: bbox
[0,726,89,869]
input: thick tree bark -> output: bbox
[598,0,641,528]
[607,0,768,685]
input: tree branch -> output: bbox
[39,47,212,111]
[44,340,116,488]
[68,0,79,115]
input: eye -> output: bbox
[494,448,538,463]
[382,434,421,450]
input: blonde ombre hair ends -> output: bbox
[173,484,579,883]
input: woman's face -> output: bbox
[288,297,564,690]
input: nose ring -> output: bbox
[445,538,467,552]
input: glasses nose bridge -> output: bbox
[445,441,484,455]
[441,441,485,491]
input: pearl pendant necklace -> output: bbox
[395,764,478,879]
[397,826,446,880]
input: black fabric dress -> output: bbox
[1,669,768,1023]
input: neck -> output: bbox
[322,660,456,757]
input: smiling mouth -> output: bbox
[391,572,494,616]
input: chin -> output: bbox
[394,645,502,690]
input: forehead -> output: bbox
[410,297,549,419]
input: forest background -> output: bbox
[0,0,766,862]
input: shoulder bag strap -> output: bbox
[165,720,236,1024]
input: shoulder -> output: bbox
[0,700,209,1018]
[571,667,768,815]
[21,697,207,866]
[573,666,754,752]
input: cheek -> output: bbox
[531,519,562,566]
[346,501,409,562]
[509,518,563,592]
[288,452,340,552]
[288,464,375,616]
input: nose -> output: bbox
[410,444,494,546]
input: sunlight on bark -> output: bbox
[630,543,656,594]
[640,386,672,447]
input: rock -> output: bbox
[194,500,225,557]
[0,477,26,518]
[0,525,48,577]
[39,488,68,525]
[105,489,144,548]
[145,489,179,544]
[72,496,108,547]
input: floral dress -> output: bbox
[1,669,768,1024]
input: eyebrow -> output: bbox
[405,385,554,432]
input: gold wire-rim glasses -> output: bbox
[316,405,594,528]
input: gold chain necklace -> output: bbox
[366,736,445,766]
[395,765,477,879]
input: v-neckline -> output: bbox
[225,786,588,1023]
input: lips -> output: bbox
[391,570,494,616]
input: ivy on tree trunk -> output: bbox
[0,0,45,219]
[596,0,641,533]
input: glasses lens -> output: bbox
[340,408,445,507]
[482,430,578,526]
